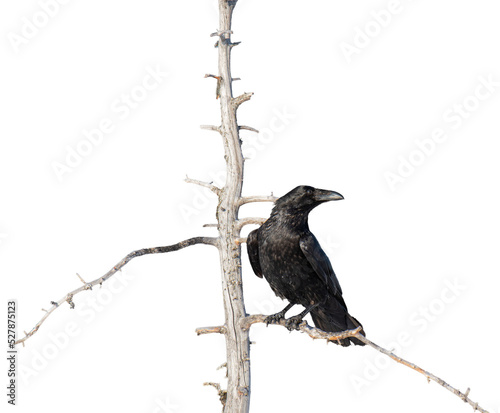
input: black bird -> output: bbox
[247,185,365,346]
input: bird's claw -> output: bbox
[264,313,285,326]
[284,316,303,331]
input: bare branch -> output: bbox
[204,74,221,80]
[204,74,222,99]
[205,382,223,391]
[243,315,491,412]
[196,325,226,336]
[353,333,490,413]
[239,126,259,133]
[15,236,219,346]
[185,176,222,195]
[237,195,278,206]
[216,79,222,99]
[241,314,362,342]
[200,125,221,133]
[235,238,247,245]
[203,223,218,228]
[232,92,254,109]
[236,217,266,230]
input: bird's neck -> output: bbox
[271,210,310,233]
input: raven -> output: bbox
[247,185,365,346]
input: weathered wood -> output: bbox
[212,1,253,411]
[14,236,218,346]
[352,333,490,413]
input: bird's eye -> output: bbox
[305,186,313,194]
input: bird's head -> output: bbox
[272,185,344,216]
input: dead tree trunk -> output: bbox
[213,1,251,411]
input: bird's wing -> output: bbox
[299,233,342,296]
[247,229,263,278]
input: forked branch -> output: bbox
[233,92,254,109]
[15,236,219,346]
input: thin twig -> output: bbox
[353,333,490,413]
[15,237,219,346]
[200,125,221,133]
[217,362,227,371]
[235,217,266,230]
[239,126,259,133]
[196,325,226,336]
[238,195,278,206]
[185,176,222,195]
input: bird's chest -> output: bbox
[258,229,316,300]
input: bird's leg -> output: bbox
[264,302,295,326]
[284,301,320,331]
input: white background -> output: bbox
[1,1,500,412]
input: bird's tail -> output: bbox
[310,298,365,347]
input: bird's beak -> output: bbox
[314,189,344,202]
